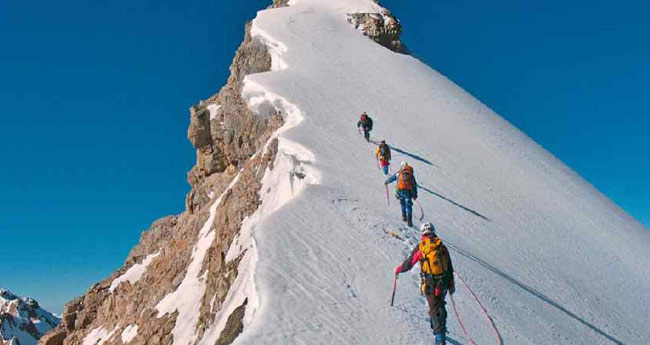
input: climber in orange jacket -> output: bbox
[385,161,418,226]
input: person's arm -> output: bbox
[412,174,418,199]
[385,173,398,185]
[395,245,421,274]
[357,120,362,128]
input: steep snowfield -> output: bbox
[215,0,650,344]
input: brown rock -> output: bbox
[39,2,286,345]
[347,10,406,53]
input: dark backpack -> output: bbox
[379,144,391,160]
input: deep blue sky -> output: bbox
[1,0,647,314]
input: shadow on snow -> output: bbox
[417,184,490,221]
[369,139,437,167]
[390,145,437,167]
[445,242,625,345]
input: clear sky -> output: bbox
[1,0,647,314]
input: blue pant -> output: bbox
[399,196,413,221]
[382,164,389,175]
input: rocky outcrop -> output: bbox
[347,10,405,53]
[39,3,284,345]
[0,289,59,345]
[271,0,290,8]
[213,299,247,345]
[186,19,281,214]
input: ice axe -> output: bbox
[390,275,398,306]
[384,184,390,206]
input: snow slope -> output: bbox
[213,1,650,344]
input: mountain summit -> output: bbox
[41,1,650,344]
[0,288,59,345]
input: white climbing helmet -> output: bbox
[420,222,436,235]
[400,161,408,168]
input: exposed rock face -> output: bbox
[0,289,59,345]
[213,299,246,345]
[186,19,278,214]
[347,10,405,53]
[271,0,290,8]
[38,4,284,345]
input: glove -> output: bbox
[412,195,417,200]
[448,280,455,295]
[394,266,402,275]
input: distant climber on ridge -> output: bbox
[395,223,455,345]
[385,161,418,226]
[375,140,391,175]
[357,112,373,142]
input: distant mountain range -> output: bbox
[0,288,59,345]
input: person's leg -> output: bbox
[426,292,437,329]
[431,288,448,344]
[364,129,370,142]
[382,162,389,175]
[405,198,413,226]
[399,197,407,222]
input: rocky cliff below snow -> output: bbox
[0,289,59,345]
[37,1,303,345]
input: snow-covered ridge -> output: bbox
[220,0,650,344]
[0,289,59,345]
[200,80,319,345]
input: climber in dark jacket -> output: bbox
[357,112,373,142]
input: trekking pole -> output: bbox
[385,184,390,206]
[390,275,398,306]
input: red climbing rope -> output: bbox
[453,271,503,345]
[450,294,479,345]
[414,199,424,221]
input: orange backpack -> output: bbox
[397,165,414,190]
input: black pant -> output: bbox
[362,127,370,141]
[423,282,448,335]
